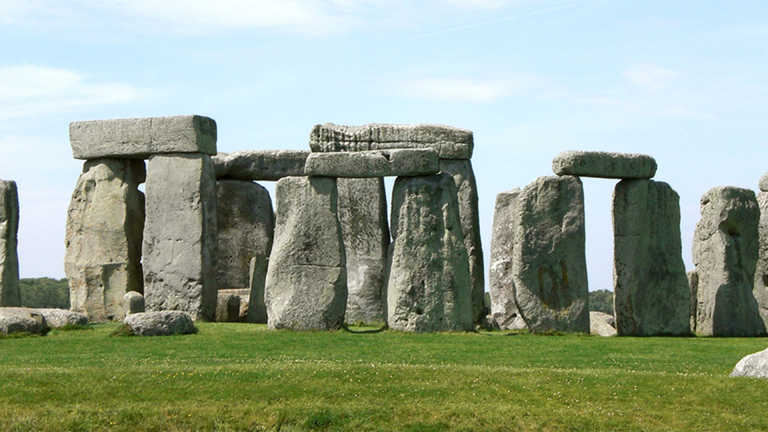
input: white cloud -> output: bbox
[623,64,678,90]
[393,75,546,103]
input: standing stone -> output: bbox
[216,288,250,322]
[338,178,389,324]
[692,186,765,336]
[215,180,274,290]
[612,179,690,336]
[124,291,145,315]
[143,153,218,321]
[489,188,526,330]
[265,177,347,330]
[439,159,485,326]
[246,256,268,324]
[753,190,768,328]
[513,175,589,333]
[386,173,473,333]
[0,181,20,307]
[64,160,145,321]
[688,270,699,333]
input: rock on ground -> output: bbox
[731,348,768,378]
[304,149,439,178]
[613,179,691,336]
[143,153,218,321]
[64,158,145,322]
[693,186,765,336]
[265,177,347,330]
[124,291,145,315]
[386,173,473,332]
[37,309,88,328]
[552,151,657,179]
[513,175,590,334]
[590,311,617,337]
[489,188,526,330]
[212,150,309,181]
[0,308,49,335]
[216,289,250,323]
[0,180,20,307]
[123,311,197,336]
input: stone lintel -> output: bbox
[212,150,308,181]
[305,149,439,178]
[552,150,657,179]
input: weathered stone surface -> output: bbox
[0,308,49,335]
[386,173,473,332]
[513,176,590,334]
[489,188,526,330]
[759,173,768,192]
[37,309,88,328]
[552,151,657,179]
[688,270,699,333]
[247,256,268,324]
[70,115,217,160]
[310,123,474,160]
[305,149,439,178]
[143,153,218,321]
[0,181,20,307]
[613,179,691,336]
[64,159,145,322]
[123,311,197,336]
[590,311,617,337]
[338,178,389,324]
[731,348,768,378]
[439,159,485,326]
[692,186,765,336]
[124,291,145,315]
[216,289,250,322]
[215,180,274,291]
[753,191,768,329]
[212,150,308,181]
[265,177,347,330]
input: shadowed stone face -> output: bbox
[0,180,20,307]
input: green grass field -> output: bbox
[1,324,767,432]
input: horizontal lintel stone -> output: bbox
[304,149,439,178]
[212,150,309,181]
[310,123,474,160]
[552,150,657,179]
[70,115,217,160]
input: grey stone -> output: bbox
[265,177,347,330]
[310,123,474,160]
[489,188,527,330]
[215,180,274,291]
[753,191,768,329]
[37,309,88,328]
[552,151,657,179]
[246,256,268,324]
[123,311,197,336]
[212,150,308,181]
[731,348,768,379]
[338,178,389,324]
[688,270,699,333]
[386,173,473,332]
[590,311,617,337]
[0,308,49,335]
[216,289,250,323]
[612,179,691,336]
[513,175,590,334]
[124,291,145,315]
[70,115,217,160]
[0,181,20,307]
[759,173,768,192]
[439,159,485,326]
[692,186,765,336]
[143,153,218,321]
[305,149,439,178]
[64,159,145,322]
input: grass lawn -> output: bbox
[1,323,767,432]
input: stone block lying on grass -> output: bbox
[731,348,768,379]
[123,311,197,336]
[590,311,617,337]
[0,307,49,335]
[37,309,88,328]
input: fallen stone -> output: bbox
[212,150,308,181]
[310,123,474,160]
[64,159,145,322]
[753,191,768,328]
[489,188,526,330]
[265,177,347,330]
[731,348,768,379]
[215,180,274,291]
[688,270,699,333]
[692,186,765,336]
[552,151,657,179]
[759,173,768,192]
[386,173,473,332]
[216,289,250,323]
[143,153,218,321]
[305,149,439,178]
[70,115,217,160]
[0,308,49,335]
[246,256,268,324]
[590,311,617,337]
[124,291,145,315]
[439,159,485,326]
[613,179,691,336]
[513,175,590,334]
[123,311,197,336]
[338,178,389,324]
[37,309,88,328]
[0,181,20,307]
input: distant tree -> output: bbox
[589,289,614,315]
[20,278,70,309]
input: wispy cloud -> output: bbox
[623,64,678,90]
[392,75,547,103]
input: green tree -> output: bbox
[19,278,70,309]
[589,289,614,315]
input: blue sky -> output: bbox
[1,1,766,292]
